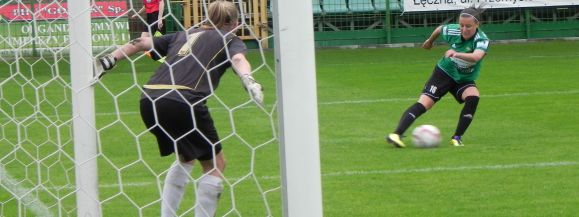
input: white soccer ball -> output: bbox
[411,125,441,148]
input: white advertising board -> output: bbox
[404,0,579,12]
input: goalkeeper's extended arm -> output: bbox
[94,37,153,78]
[231,53,263,106]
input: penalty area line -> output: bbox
[318,89,579,106]
[257,161,579,180]
[95,161,579,188]
[1,89,577,122]
[94,89,579,116]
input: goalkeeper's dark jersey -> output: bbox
[437,24,490,83]
[142,27,247,103]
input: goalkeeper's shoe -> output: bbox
[386,133,406,148]
[450,136,464,147]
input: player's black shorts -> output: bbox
[421,66,476,104]
[145,11,164,34]
[140,98,222,162]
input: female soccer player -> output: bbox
[386,5,489,148]
[132,0,165,37]
[97,1,263,216]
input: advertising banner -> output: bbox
[404,0,579,12]
[0,1,127,21]
[0,1,130,55]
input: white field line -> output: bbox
[318,53,579,66]
[94,161,579,189]
[89,89,579,117]
[318,89,579,106]
[0,167,54,217]
[0,90,578,122]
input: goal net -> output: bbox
[0,0,317,216]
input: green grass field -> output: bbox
[1,40,578,216]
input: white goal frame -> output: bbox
[271,0,324,216]
[66,0,324,216]
[68,0,101,216]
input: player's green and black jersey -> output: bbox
[437,24,490,83]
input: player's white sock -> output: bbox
[195,175,223,217]
[161,161,193,217]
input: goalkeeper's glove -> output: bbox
[98,54,117,71]
[93,54,116,81]
[241,75,264,106]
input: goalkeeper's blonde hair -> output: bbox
[207,1,239,30]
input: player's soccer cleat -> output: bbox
[151,31,166,63]
[450,136,464,146]
[386,133,406,148]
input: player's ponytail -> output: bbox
[460,4,486,24]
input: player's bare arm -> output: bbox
[422,25,443,50]
[446,49,486,63]
[231,53,264,105]
[95,37,154,73]
[231,53,252,77]
[131,6,145,19]
[157,0,165,29]
[110,37,154,61]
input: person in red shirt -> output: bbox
[132,0,165,37]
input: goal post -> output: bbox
[68,0,101,216]
[272,0,324,216]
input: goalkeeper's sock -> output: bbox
[161,161,193,217]
[195,175,223,217]
[394,103,427,135]
[454,96,479,137]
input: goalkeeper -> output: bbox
[386,4,489,148]
[96,1,263,216]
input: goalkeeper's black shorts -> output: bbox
[140,98,222,162]
[421,66,476,104]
